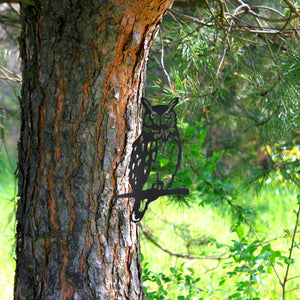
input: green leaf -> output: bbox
[235,224,244,240]
[219,278,225,286]
[183,176,193,185]
[155,278,162,286]
[228,292,241,299]
[160,158,170,167]
[270,251,281,263]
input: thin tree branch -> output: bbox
[247,9,298,23]
[216,2,258,78]
[141,224,225,261]
[286,275,300,282]
[204,0,228,32]
[8,3,20,15]
[286,287,300,294]
[253,15,281,74]
[167,8,210,26]
[282,202,300,299]
[252,5,285,17]
[283,0,300,18]
[0,66,22,83]
[215,21,232,78]
[159,28,173,89]
[169,1,299,36]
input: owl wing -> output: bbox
[129,132,157,192]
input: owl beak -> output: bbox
[159,121,165,140]
[161,127,168,141]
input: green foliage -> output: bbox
[174,117,235,209]
[0,153,16,300]
[142,189,300,299]
[143,2,300,298]
[146,0,300,194]
[142,256,203,300]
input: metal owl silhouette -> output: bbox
[114,97,189,222]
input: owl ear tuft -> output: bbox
[168,98,179,109]
[141,98,153,111]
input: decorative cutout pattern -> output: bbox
[114,98,189,222]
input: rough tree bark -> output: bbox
[14,0,173,299]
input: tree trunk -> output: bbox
[14,1,173,299]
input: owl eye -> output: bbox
[150,113,156,119]
[164,112,171,119]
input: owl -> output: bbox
[128,97,182,222]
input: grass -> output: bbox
[0,155,16,300]
[141,183,300,299]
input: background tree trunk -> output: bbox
[14,1,173,299]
